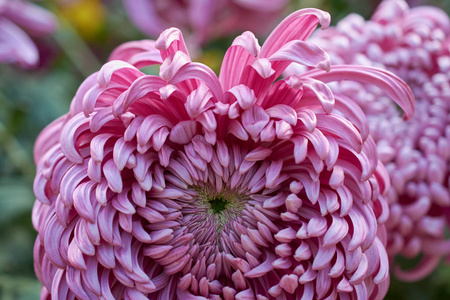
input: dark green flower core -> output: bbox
[208,195,228,214]
[192,186,247,233]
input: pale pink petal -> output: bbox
[303,65,415,120]
[97,60,143,88]
[3,1,57,36]
[269,40,330,78]
[228,84,257,110]
[0,18,38,67]
[108,40,163,69]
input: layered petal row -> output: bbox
[287,0,450,281]
[33,8,414,299]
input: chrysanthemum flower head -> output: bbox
[287,0,450,282]
[123,0,288,53]
[33,8,414,299]
[0,0,57,68]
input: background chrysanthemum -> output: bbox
[123,0,289,55]
[0,0,57,68]
[287,0,450,282]
[32,8,414,299]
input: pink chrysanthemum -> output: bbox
[288,0,450,281]
[33,8,414,299]
[123,0,288,53]
[0,0,57,68]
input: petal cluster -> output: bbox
[123,0,288,52]
[0,0,57,68]
[33,8,414,299]
[288,0,450,281]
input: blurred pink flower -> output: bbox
[123,0,288,54]
[288,0,450,281]
[33,8,414,299]
[0,0,57,68]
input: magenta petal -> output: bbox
[97,60,142,88]
[301,78,335,113]
[228,84,258,110]
[316,114,362,153]
[103,160,123,193]
[242,105,270,139]
[0,1,57,68]
[155,27,190,60]
[4,1,57,35]
[269,40,330,78]
[265,104,298,126]
[303,65,415,120]
[185,82,215,118]
[113,138,136,171]
[323,214,349,247]
[108,40,163,68]
[169,120,198,144]
[112,75,166,116]
[261,8,331,58]
[32,7,398,298]
[0,18,38,67]
[245,147,272,162]
[170,62,223,100]
[219,31,260,90]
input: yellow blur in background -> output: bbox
[58,0,105,40]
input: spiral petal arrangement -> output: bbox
[33,8,414,299]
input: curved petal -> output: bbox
[394,256,441,282]
[34,116,66,164]
[3,1,57,36]
[260,8,331,58]
[108,40,163,68]
[302,65,415,120]
[268,40,330,79]
[219,31,260,90]
[97,60,143,88]
[301,78,335,113]
[0,18,38,67]
[316,114,362,153]
[170,62,223,101]
[112,75,166,116]
[155,27,190,60]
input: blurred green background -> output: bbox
[1,0,450,299]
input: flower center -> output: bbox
[190,185,248,236]
[208,195,228,214]
[198,188,245,216]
